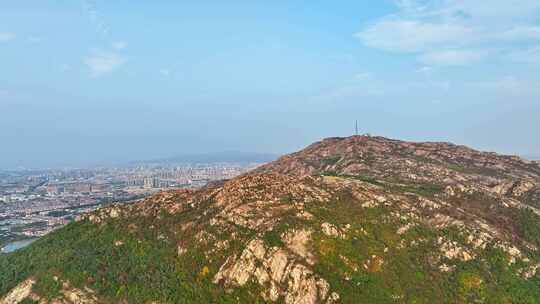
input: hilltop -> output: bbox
[2,136,540,303]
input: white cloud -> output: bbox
[0,32,15,42]
[419,49,489,66]
[357,20,473,53]
[356,0,540,66]
[159,69,171,77]
[84,51,126,76]
[112,41,127,50]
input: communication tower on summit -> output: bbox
[355,120,358,136]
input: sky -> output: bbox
[1,0,540,168]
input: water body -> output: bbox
[1,239,36,254]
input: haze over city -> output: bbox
[1,0,540,169]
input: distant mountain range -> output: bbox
[523,155,540,161]
[134,151,279,165]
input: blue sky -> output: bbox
[1,1,540,168]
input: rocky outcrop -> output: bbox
[257,135,540,186]
[438,237,475,262]
[282,229,315,265]
[320,223,345,239]
[0,278,97,304]
[0,278,35,304]
[214,238,336,303]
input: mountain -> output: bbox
[2,135,540,303]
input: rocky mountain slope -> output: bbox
[2,135,540,303]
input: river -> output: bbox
[0,239,36,254]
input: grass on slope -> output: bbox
[1,186,540,303]
[0,212,265,304]
[305,188,540,304]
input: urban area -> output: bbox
[0,162,262,253]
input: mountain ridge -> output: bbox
[2,136,540,303]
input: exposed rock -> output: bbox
[282,229,315,265]
[397,223,415,235]
[214,238,334,303]
[321,223,344,239]
[59,283,98,304]
[177,244,187,256]
[522,263,540,279]
[0,278,35,304]
[326,292,340,304]
[267,249,289,283]
[438,263,455,273]
[438,237,474,262]
[0,278,98,304]
[510,180,536,196]
[284,264,322,304]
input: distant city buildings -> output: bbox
[0,161,262,251]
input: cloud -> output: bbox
[159,69,171,77]
[112,41,127,50]
[356,0,540,66]
[0,32,15,42]
[419,49,489,66]
[357,20,473,53]
[84,51,126,76]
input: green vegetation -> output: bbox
[305,190,540,303]
[322,172,444,196]
[321,172,383,186]
[446,163,504,178]
[322,156,341,166]
[307,194,443,303]
[0,214,260,303]
[516,208,540,248]
[1,178,539,303]
[393,183,444,196]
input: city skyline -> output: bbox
[0,161,260,252]
[0,150,278,171]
